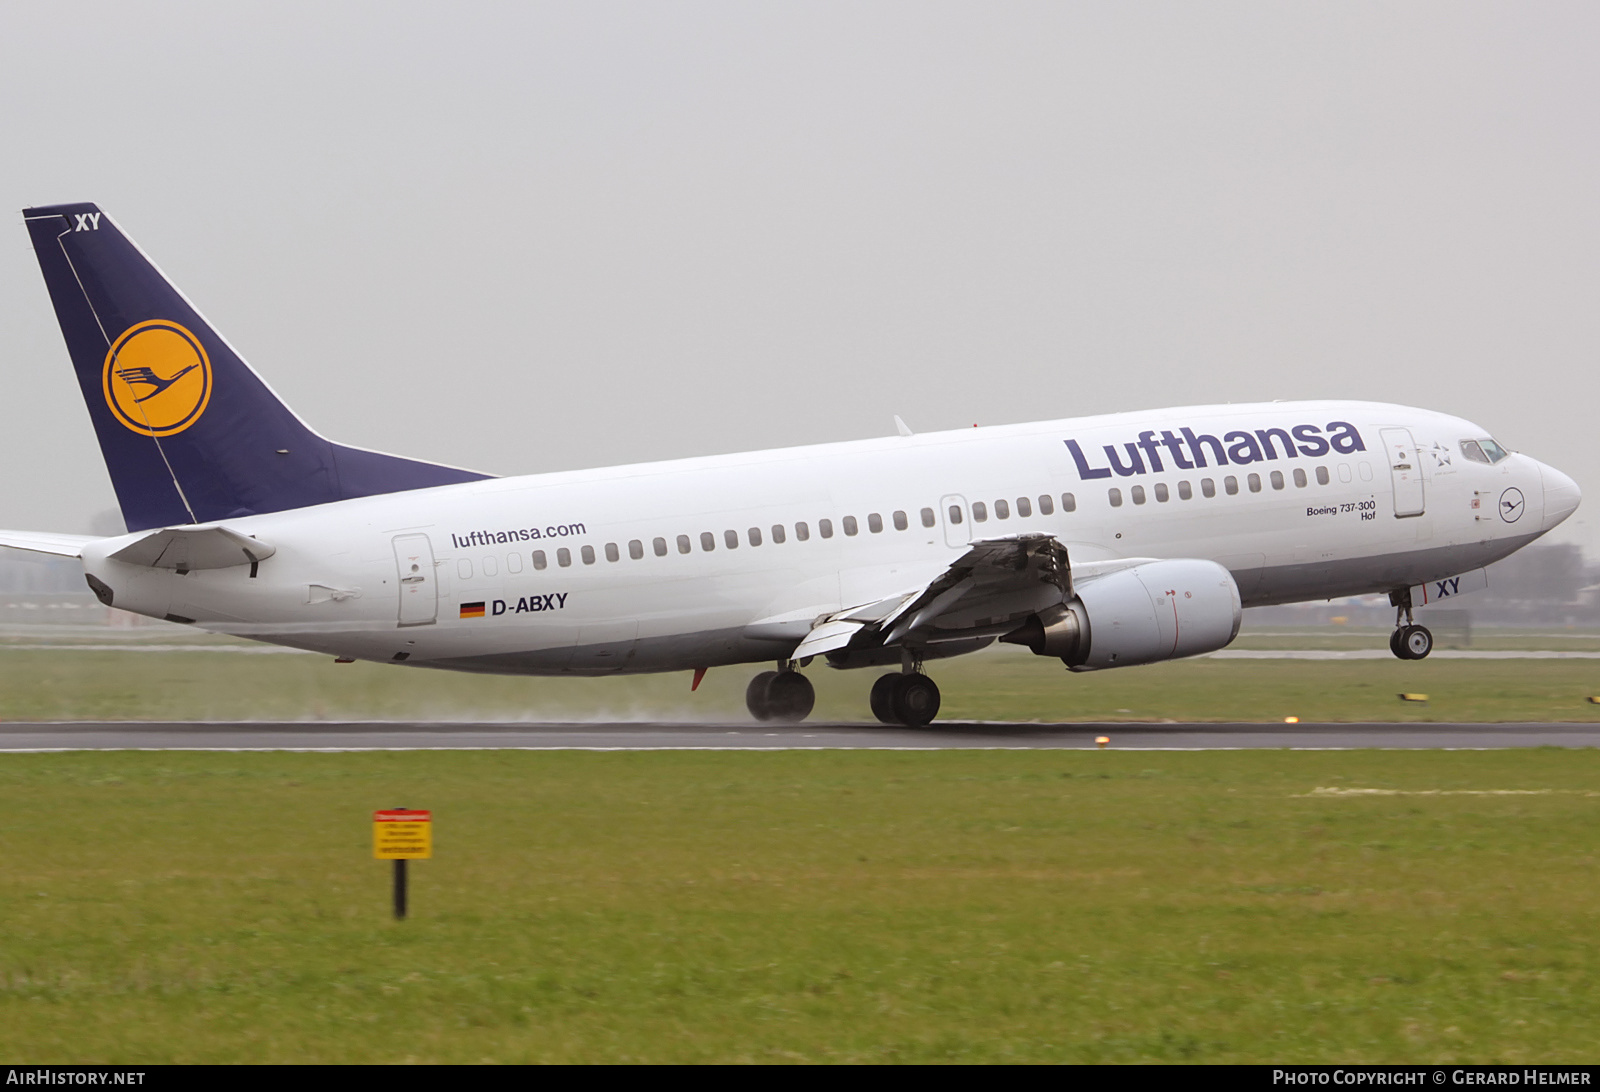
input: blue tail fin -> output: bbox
[24,203,491,532]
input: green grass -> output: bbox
[0,749,1597,1062]
[2,642,1600,722]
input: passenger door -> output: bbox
[1379,428,1425,518]
[393,533,438,626]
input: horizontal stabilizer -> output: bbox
[0,530,95,558]
[109,524,275,571]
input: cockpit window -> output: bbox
[1479,438,1509,463]
[1460,440,1489,464]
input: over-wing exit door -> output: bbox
[393,533,438,625]
[940,494,971,549]
[1379,428,1425,518]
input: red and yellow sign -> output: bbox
[373,809,432,859]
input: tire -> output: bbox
[1401,624,1433,660]
[869,673,900,724]
[745,671,779,720]
[891,674,941,727]
[766,671,815,723]
[1389,628,1407,659]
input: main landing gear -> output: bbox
[1388,595,1433,661]
[746,665,816,723]
[869,670,941,727]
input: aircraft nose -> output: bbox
[1541,463,1582,531]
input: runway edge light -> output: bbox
[1095,736,1109,749]
[1399,693,1429,703]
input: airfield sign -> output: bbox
[374,809,432,858]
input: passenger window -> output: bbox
[796,522,810,541]
[819,519,834,539]
[1016,496,1031,517]
[1358,462,1373,482]
[605,542,619,562]
[1460,440,1490,464]
[1201,478,1215,498]
[1177,480,1192,500]
[746,527,761,546]
[995,499,1010,519]
[1061,493,1076,513]
[1270,471,1284,490]
[653,537,667,557]
[1108,488,1123,507]
[972,501,988,522]
[920,508,935,528]
[532,550,547,570]
[893,510,908,531]
[1225,476,1239,495]
[1154,483,1169,502]
[1338,464,1353,483]
[842,516,858,536]
[483,556,497,577]
[581,545,596,565]
[724,529,739,549]
[1316,466,1330,486]
[1293,468,1307,488]
[1248,473,1262,493]
[947,505,963,525]
[507,552,523,574]
[1038,494,1054,516]
[677,535,691,554]
[458,558,473,579]
[868,513,883,533]
[557,547,572,567]
[771,524,786,544]
[701,532,716,552]
[1131,485,1146,505]
[629,539,644,560]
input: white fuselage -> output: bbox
[79,400,1578,675]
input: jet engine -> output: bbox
[1001,558,1241,670]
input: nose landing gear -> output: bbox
[745,664,816,722]
[1387,593,1433,660]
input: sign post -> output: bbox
[373,808,432,919]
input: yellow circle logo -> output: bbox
[102,320,212,436]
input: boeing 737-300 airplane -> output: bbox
[0,203,1582,725]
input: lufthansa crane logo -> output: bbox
[1499,487,1525,523]
[102,320,213,436]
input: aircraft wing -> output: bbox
[794,533,1091,660]
[109,524,276,571]
[0,530,96,558]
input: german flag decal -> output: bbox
[460,601,486,619]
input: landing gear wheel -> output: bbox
[870,673,900,724]
[890,674,941,727]
[765,671,815,723]
[1389,629,1405,659]
[745,671,779,720]
[1399,624,1433,661]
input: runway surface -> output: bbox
[1,720,1599,750]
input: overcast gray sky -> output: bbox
[2,2,1596,549]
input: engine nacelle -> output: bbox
[1001,559,1241,671]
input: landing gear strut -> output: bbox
[1387,593,1433,661]
[746,664,816,723]
[869,670,941,727]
